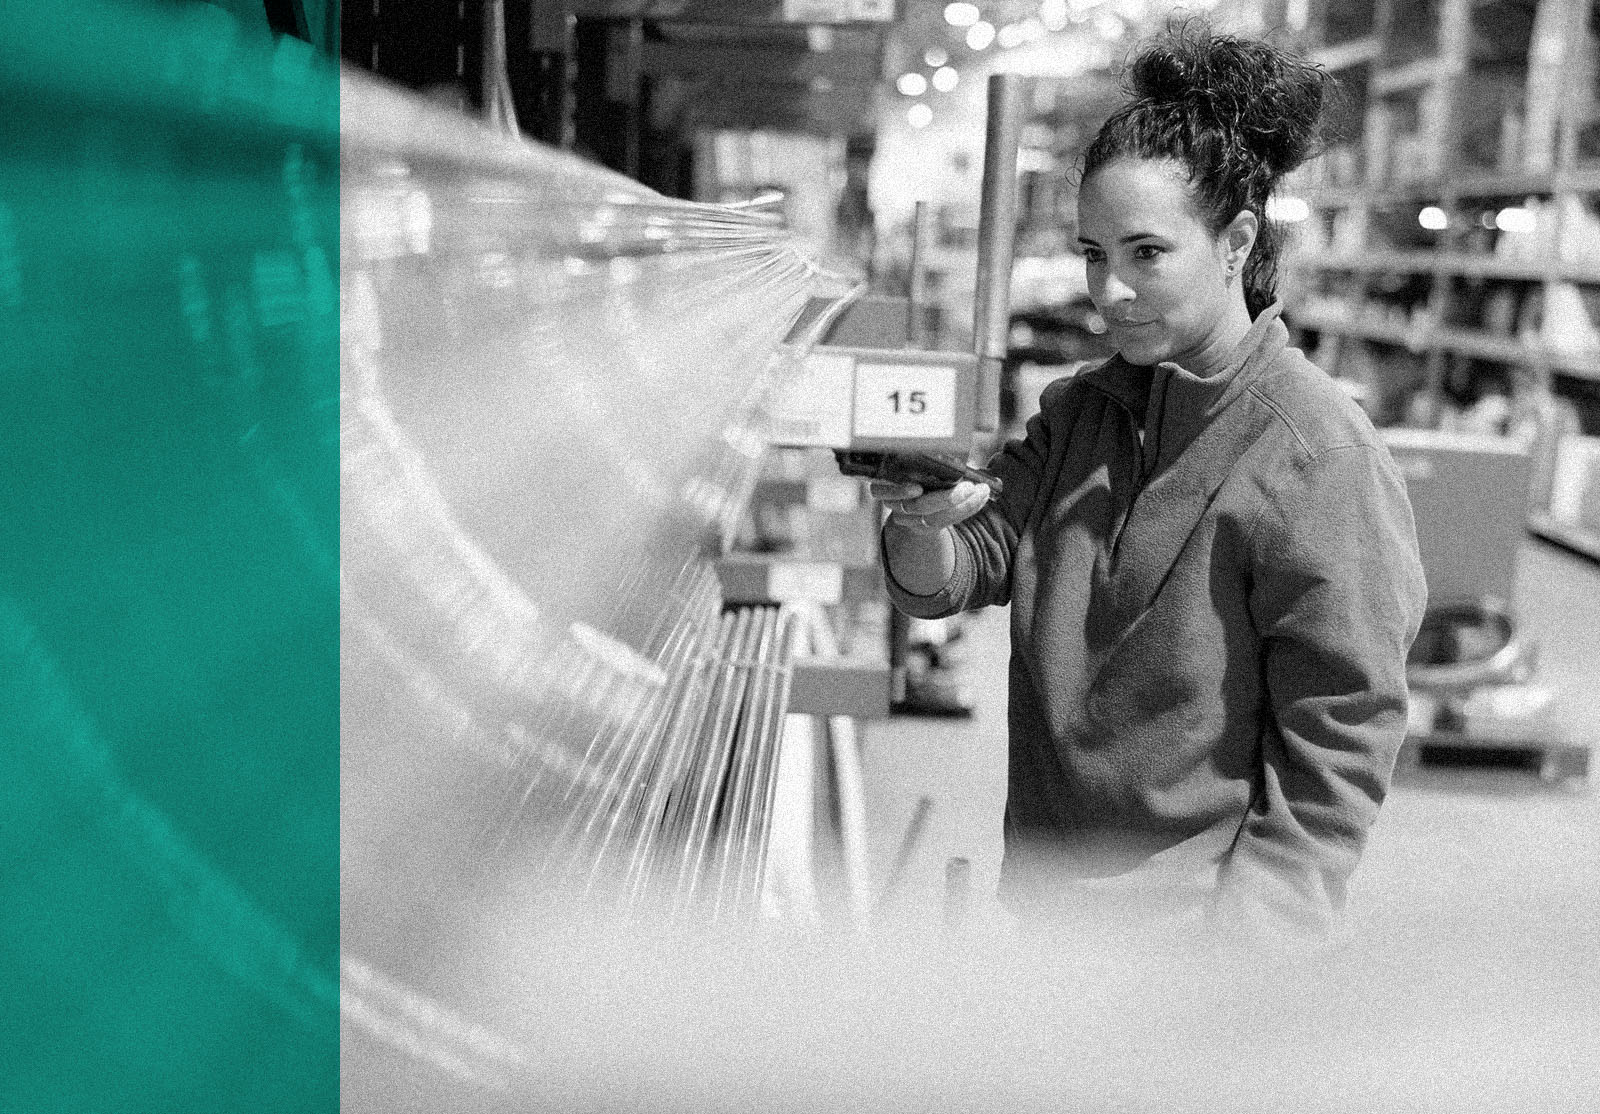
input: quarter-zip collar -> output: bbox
[1079,303,1288,479]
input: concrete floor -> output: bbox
[857,538,1600,939]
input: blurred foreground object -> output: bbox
[336,37,861,1107]
[0,3,339,1110]
[1387,429,1591,781]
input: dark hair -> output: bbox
[1081,21,1328,318]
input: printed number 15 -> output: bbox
[887,390,927,415]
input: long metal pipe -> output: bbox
[972,73,1027,433]
[907,200,932,348]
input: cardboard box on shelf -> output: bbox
[1555,194,1600,268]
[1460,683,1559,743]
[1541,282,1600,353]
[1548,434,1600,529]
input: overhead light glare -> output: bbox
[931,65,959,92]
[1418,206,1449,230]
[907,103,934,129]
[944,2,981,27]
[966,19,996,49]
[923,46,949,67]
[1266,196,1310,223]
[1495,206,1536,234]
[896,72,928,96]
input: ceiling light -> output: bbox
[1495,206,1536,234]
[1418,206,1449,230]
[908,103,934,128]
[896,72,928,96]
[966,20,996,49]
[944,2,981,27]
[931,65,959,92]
[924,46,949,67]
[1266,196,1310,223]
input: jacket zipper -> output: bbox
[1081,378,1154,562]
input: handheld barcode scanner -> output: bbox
[770,75,1025,493]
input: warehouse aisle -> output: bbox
[858,538,1600,939]
[1353,539,1600,952]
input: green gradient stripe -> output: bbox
[0,2,339,1109]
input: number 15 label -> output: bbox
[852,363,957,439]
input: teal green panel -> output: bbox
[296,0,340,54]
[0,3,338,1111]
[198,0,271,34]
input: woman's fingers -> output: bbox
[900,480,987,517]
[888,481,990,532]
[868,480,923,503]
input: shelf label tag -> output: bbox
[782,0,848,21]
[768,561,844,604]
[781,0,895,21]
[847,0,895,20]
[770,351,854,447]
[852,362,957,439]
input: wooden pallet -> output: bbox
[1398,731,1592,783]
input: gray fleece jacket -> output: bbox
[885,305,1427,938]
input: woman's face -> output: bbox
[1077,157,1246,369]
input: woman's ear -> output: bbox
[1222,208,1258,274]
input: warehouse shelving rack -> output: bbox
[1285,0,1600,562]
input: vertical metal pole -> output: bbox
[906,200,932,349]
[482,0,520,135]
[623,18,644,179]
[943,856,971,929]
[972,73,1025,433]
[529,2,577,150]
[826,715,873,931]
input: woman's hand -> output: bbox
[872,479,991,534]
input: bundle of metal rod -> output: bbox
[667,604,800,921]
[531,588,801,923]
[337,61,857,1025]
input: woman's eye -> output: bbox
[1134,245,1162,260]
[1082,248,1105,263]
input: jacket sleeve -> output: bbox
[1215,442,1427,941]
[881,377,1066,619]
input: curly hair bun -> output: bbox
[1127,22,1327,176]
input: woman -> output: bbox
[874,25,1426,942]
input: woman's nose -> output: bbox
[1100,268,1136,305]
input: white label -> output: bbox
[847,0,895,20]
[768,561,844,604]
[851,363,957,440]
[770,351,854,448]
[782,0,850,22]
